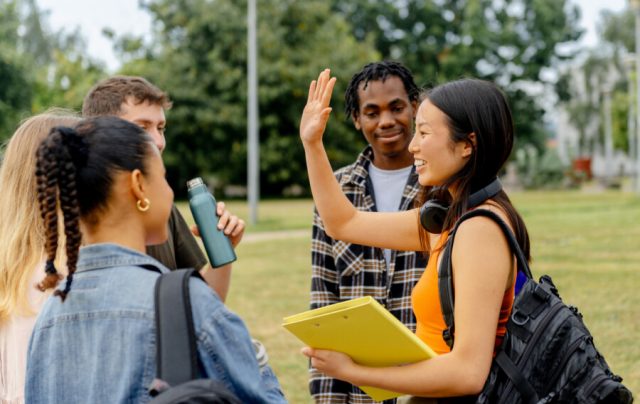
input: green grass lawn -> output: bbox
[178,190,640,402]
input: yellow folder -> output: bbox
[282,296,438,401]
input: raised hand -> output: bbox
[300,69,337,145]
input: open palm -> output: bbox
[299,69,337,144]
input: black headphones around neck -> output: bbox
[419,177,503,234]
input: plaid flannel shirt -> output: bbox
[309,146,428,404]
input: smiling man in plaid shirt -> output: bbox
[309,61,428,404]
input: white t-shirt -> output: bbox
[368,164,413,268]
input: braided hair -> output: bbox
[344,60,419,120]
[34,116,152,300]
[35,128,83,299]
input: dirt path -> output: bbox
[242,229,309,243]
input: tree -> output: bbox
[0,0,106,141]
[557,8,635,158]
[600,9,635,53]
[31,31,106,113]
[599,8,638,154]
[118,0,378,197]
[0,0,32,139]
[331,0,583,152]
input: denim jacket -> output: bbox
[25,243,286,403]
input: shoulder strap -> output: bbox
[154,268,203,386]
[438,209,532,349]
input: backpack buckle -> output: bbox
[511,308,529,326]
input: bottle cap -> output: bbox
[187,177,204,190]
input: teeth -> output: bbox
[414,159,425,166]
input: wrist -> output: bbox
[345,362,365,386]
[302,139,324,152]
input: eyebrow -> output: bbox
[388,98,407,106]
[134,118,165,126]
[362,97,407,110]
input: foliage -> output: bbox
[611,90,631,152]
[558,8,638,160]
[330,0,583,153]
[0,0,32,139]
[118,0,378,197]
[0,0,106,141]
[31,34,106,113]
[556,52,626,158]
[599,8,639,155]
[600,9,635,53]
[514,145,567,189]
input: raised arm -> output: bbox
[300,69,423,252]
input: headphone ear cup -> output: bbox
[419,200,449,234]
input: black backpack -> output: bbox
[145,268,242,404]
[438,209,633,404]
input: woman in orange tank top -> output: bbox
[299,69,531,400]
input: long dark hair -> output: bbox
[416,79,530,261]
[35,116,153,300]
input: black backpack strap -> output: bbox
[154,268,203,387]
[494,351,538,403]
[438,209,533,349]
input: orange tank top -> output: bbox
[412,230,515,355]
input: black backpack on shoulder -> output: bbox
[144,268,242,404]
[438,210,633,404]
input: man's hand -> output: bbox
[191,201,245,248]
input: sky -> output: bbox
[36,0,628,72]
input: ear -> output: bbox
[129,169,146,201]
[352,113,361,131]
[461,132,476,158]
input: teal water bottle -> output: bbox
[187,177,237,268]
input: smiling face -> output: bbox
[409,100,473,187]
[353,76,416,169]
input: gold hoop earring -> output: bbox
[136,198,151,212]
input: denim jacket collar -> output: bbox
[76,243,169,274]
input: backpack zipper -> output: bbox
[581,372,609,401]
[544,334,589,393]
[501,300,565,400]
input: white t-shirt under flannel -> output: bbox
[368,163,413,268]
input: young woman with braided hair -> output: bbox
[25,116,286,403]
[0,111,80,404]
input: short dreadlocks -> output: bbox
[344,60,419,120]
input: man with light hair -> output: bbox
[83,76,243,301]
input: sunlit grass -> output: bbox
[177,199,315,232]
